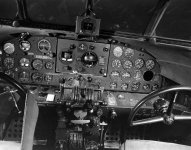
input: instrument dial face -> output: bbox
[146,59,155,70]
[38,39,51,53]
[110,71,120,79]
[3,43,15,54]
[112,59,121,68]
[20,58,30,67]
[45,61,54,69]
[19,71,30,82]
[113,46,123,57]
[123,60,133,69]
[124,48,134,57]
[20,41,31,51]
[131,82,140,91]
[122,72,131,78]
[4,57,14,69]
[32,59,43,70]
[134,70,142,80]
[135,58,144,69]
[31,72,43,82]
[81,52,98,68]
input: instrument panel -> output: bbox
[108,45,161,93]
[0,36,162,108]
[0,36,161,93]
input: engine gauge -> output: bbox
[3,43,15,54]
[122,72,131,78]
[113,46,123,57]
[20,58,30,67]
[110,71,120,79]
[112,59,121,68]
[5,70,14,78]
[4,57,14,69]
[134,70,142,80]
[124,48,134,57]
[20,41,31,51]
[31,72,43,82]
[146,59,155,70]
[135,58,144,69]
[19,71,30,82]
[32,59,43,70]
[38,39,51,53]
[45,61,54,69]
[131,82,140,91]
[123,60,133,69]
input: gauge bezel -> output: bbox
[3,43,15,54]
[113,46,123,58]
[134,58,144,69]
[146,59,155,70]
[123,60,133,69]
[38,39,51,53]
[19,40,31,51]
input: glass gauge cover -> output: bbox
[134,70,142,80]
[113,46,123,57]
[20,41,31,51]
[32,59,43,70]
[124,48,134,57]
[112,59,121,68]
[123,60,133,69]
[110,71,120,79]
[122,72,131,78]
[20,58,30,67]
[31,72,43,82]
[146,59,155,70]
[3,43,15,54]
[135,58,144,69]
[4,57,14,69]
[38,39,51,53]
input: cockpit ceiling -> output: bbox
[0,0,191,41]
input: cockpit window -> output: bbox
[0,0,17,19]
[26,0,85,26]
[26,0,159,34]
[156,0,191,41]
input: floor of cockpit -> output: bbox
[3,107,191,150]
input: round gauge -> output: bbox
[112,59,121,68]
[134,70,142,80]
[135,58,144,69]
[81,52,98,68]
[124,48,134,57]
[113,46,123,57]
[38,39,51,53]
[44,75,53,82]
[19,71,30,82]
[45,61,54,69]
[110,71,120,79]
[32,59,43,70]
[31,72,43,82]
[122,72,131,78]
[146,59,155,70]
[121,83,128,90]
[20,41,31,51]
[4,57,14,69]
[3,43,15,54]
[123,60,133,69]
[131,82,140,91]
[20,58,30,67]
[5,70,14,78]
